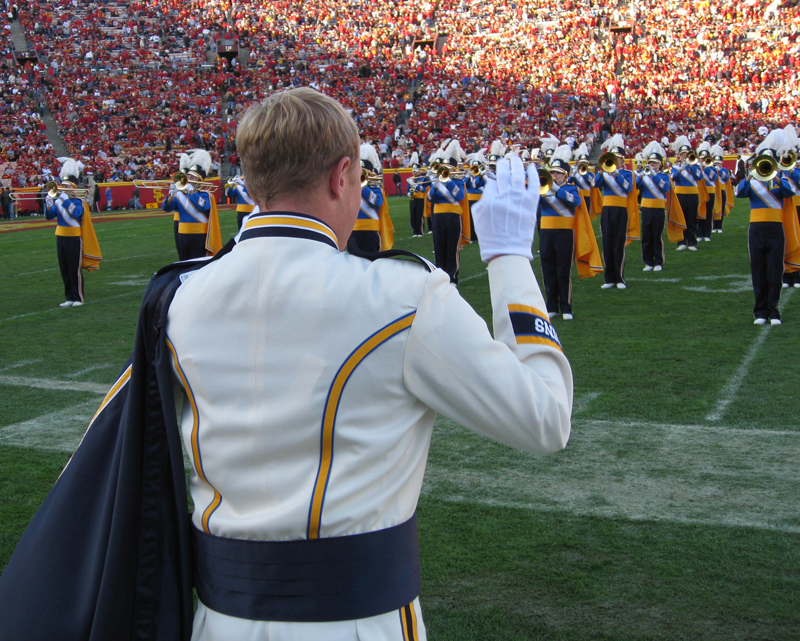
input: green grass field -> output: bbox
[1,199,799,639]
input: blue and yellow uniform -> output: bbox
[670,162,705,248]
[714,164,732,233]
[226,179,256,231]
[46,193,86,304]
[539,183,580,315]
[408,173,431,237]
[698,163,718,240]
[162,189,213,261]
[781,166,800,286]
[593,168,632,286]
[427,176,466,284]
[569,168,595,218]
[351,183,384,254]
[465,171,486,241]
[735,175,796,322]
[636,171,671,268]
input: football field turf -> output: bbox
[1,199,798,639]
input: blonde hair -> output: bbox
[236,88,360,207]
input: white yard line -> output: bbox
[706,289,795,422]
[0,400,99,452]
[424,415,800,533]
[460,269,488,283]
[63,364,115,379]
[0,290,141,323]
[12,251,169,277]
[0,359,44,372]
[0,374,109,395]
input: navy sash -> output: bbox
[193,513,421,622]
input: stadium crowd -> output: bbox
[0,0,797,190]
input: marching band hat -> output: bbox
[57,157,84,187]
[360,143,381,174]
[601,134,626,158]
[549,145,572,174]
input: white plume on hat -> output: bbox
[360,142,381,173]
[489,140,506,158]
[634,152,643,163]
[58,157,84,183]
[697,141,711,155]
[601,134,625,152]
[670,135,691,153]
[187,149,212,176]
[710,144,725,157]
[467,149,487,164]
[540,134,559,155]
[409,151,419,166]
[442,139,466,164]
[756,129,790,157]
[551,144,573,164]
[575,142,590,158]
[178,153,192,172]
[783,125,798,150]
[641,140,667,160]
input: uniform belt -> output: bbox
[640,198,666,209]
[433,203,463,215]
[750,208,783,223]
[467,193,481,201]
[540,216,575,229]
[353,219,380,231]
[578,189,591,197]
[178,222,208,234]
[236,204,255,213]
[602,195,628,208]
[411,193,426,199]
[55,226,82,237]
[173,212,180,221]
[793,195,800,206]
[674,186,699,194]
[193,513,421,622]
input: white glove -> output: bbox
[471,156,539,262]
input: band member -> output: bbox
[226,175,256,231]
[696,141,719,242]
[162,150,222,260]
[569,142,598,217]
[486,140,505,180]
[351,142,393,253]
[44,158,102,307]
[670,136,708,250]
[540,145,603,319]
[407,155,430,238]
[637,142,671,271]
[594,134,635,289]
[540,134,559,167]
[711,144,734,234]
[777,126,800,288]
[735,129,800,325]
[465,150,487,241]
[427,140,468,284]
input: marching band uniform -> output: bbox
[712,149,733,234]
[44,159,102,307]
[465,162,486,241]
[407,165,430,238]
[163,188,214,261]
[735,131,798,324]
[540,174,580,317]
[594,136,633,288]
[226,176,256,231]
[670,137,706,250]
[782,164,800,287]
[352,143,393,254]
[427,162,467,284]
[636,144,671,271]
[569,145,596,217]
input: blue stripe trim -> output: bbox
[509,312,562,349]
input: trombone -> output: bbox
[750,154,779,183]
[134,171,219,194]
[470,164,485,177]
[361,169,384,187]
[436,165,467,181]
[10,181,90,201]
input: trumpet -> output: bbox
[750,154,779,183]
[577,161,590,176]
[598,152,618,174]
[686,151,699,165]
[778,150,797,172]
[642,166,654,176]
[702,155,714,167]
[538,167,553,195]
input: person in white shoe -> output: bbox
[167,88,573,640]
[637,141,671,272]
[670,136,707,251]
[735,129,800,325]
[44,158,102,307]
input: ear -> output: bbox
[329,156,352,200]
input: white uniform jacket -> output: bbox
[166,211,573,641]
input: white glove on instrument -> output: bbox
[471,156,539,262]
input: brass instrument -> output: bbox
[686,151,699,165]
[598,152,618,173]
[538,167,553,195]
[750,154,779,183]
[642,166,654,176]
[134,170,218,194]
[436,165,467,182]
[470,164,485,177]
[429,160,441,174]
[578,161,589,176]
[361,169,383,187]
[702,155,714,167]
[10,181,89,201]
[779,150,797,172]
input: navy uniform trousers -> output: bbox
[640,207,665,267]
[677,194,699,247]
[698,194,715,240]
[409,199,424,236]
[540,228,574,314]
[177,233,207,261]
[749,221,785,321]
[432,212,462,284]
[600,206,628,285]
[712,191,726,232]
[350,230,381,254]
[57,235,83,302]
